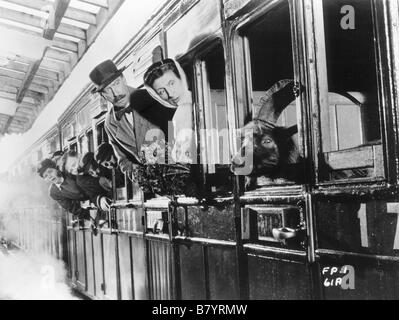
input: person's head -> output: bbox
[95,143,117,170]
[90,60,130,108]
[144,59,185,106]
[37,159,63,185]
[62,150,80,176]
[80,152,100,177]
[50,150,64,169]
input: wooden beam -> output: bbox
[0,6,85,41]
[0,85,41,104]
[43,0,71,40]
[0,67,55,95]
[16,49,46,104]
[0,65,58,87]
[2,0,97,25]
[0,21,79,52]
[0,76,49,95]
[79,0,109,9]
[1,116,14,135]
[0,60,59,81]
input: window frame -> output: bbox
[190,38,235,195]
[229,0,309,194]
[309,0,392,188]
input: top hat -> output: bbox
[89,60,127,93]
[37,159,57,177]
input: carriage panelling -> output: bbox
[131,235,149,300]
[102,233,118,300]
[85,230,95,298]
[247,253,311,300]
[92,232,104,299]
[179,243,207,300]
[208,245,240,299]
[67,230,76,283]
[317,255,399,300]
[118,235,133,300]
[147,236,174,300]
[75,231,86,290]
[315,199,399,256]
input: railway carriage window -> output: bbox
[78,135,89,154]
[87,130,94,152]
[196,43,232,193]
[319,0,383,181]
[70,143,78,152]
[96,122,108,146]
[234,1,304,188]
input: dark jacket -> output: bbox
[76,174,112,207]
[49,175,90,219]
[128,89,175,139]
[49,174,111,219]
[104,88,175,174]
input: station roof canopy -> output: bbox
[0,0,124,136]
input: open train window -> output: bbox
[70,142,78,152]
[318,0,383,182]
[96,121,108,146]
[195,42,233,194]
[87,130,94,153]
[234,1,304,189]
[78,135,89,155]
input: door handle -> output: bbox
[272,227,298,242]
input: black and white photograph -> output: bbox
[0,0,398,304]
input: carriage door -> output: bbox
[230,0,315,299]
[309,0,399,299]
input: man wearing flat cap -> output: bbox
[37,159,91,220]
[37,159,111,221]
[89,60,175,179]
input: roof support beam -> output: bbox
[0,6,85,41]
[79,0,109,9]
[2,115,14,135]
[0,21,78,53]
[43,0,71,40]
[16,48,48,103]
[2,0,97,25]
[0,86,42,104]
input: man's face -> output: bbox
[152,70,185,106]
[100,76,130,108]
[100,155,117,170]
[42,168,63,185]
[65,155,80,176]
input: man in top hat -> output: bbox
[89,60,175,179]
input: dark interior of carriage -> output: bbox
[238,1,302,187]
[320,0,383,181]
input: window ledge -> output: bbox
[313,182,398,200]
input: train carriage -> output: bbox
[6,0,399,300]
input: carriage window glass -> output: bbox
[96,122,108,146]
[79,135,89,154]
[234,1,303,188]
[198,43,233,194]
[70,143,78,152]
[87,130,94,152]
[319,0,383,181]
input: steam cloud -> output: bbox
[0,251,78,300]
[0,174,79,300]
